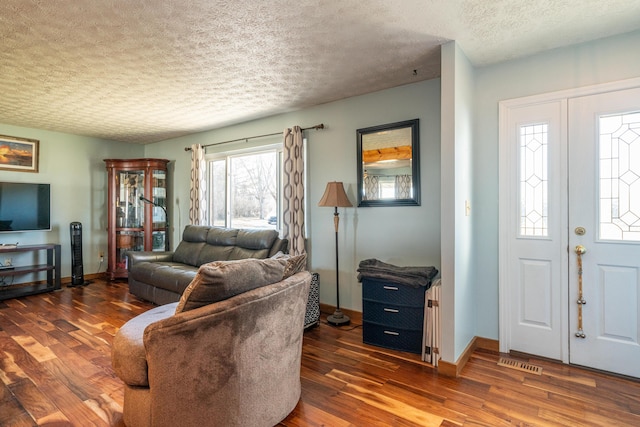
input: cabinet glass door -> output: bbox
[115,170,144,270]
[151,169,167,251]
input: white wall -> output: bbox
[145,79,442,312]
[473,29,640,340]
[0,123,142,281]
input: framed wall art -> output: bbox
[0,134,39,173]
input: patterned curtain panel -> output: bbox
[189,144,207,225]
[395,174,412,199]
[364,175,379,200]
[282,126,306,256]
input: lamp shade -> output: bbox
[318,182,352,208]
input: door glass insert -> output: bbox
[519,123,549,237]
[599,111,640,241]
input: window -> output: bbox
[207,144,282,230]
[599,111,640,241]
[378,176,396,198]
[519,123,549,237]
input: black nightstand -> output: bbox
[362,278,426,354]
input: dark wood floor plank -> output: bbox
[8,377,64,424]
[46,328,83,350]
[278,400,352,427]
[0,381,36,427]
[0,333,31,386]
[333,379,448,426]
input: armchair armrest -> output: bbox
[269,238,289,257]
[128,251,174,270]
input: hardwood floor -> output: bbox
[1,279,639,426]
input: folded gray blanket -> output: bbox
[357,259,438,288]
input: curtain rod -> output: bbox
[184,123,325,151]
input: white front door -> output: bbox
[500,82,640,378]
[568,88,640,377]
[501,100,568,361]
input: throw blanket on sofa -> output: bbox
[357,258,438,288]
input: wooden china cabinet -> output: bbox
[105,158,170,280]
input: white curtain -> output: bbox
[395,174,412,199]
[282,126,306,256]
[189,144,207,225]
[364,175,379,200]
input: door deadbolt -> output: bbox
[575,226,586,236]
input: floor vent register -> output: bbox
[497,357,543,375]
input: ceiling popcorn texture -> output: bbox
[1,0,639,144]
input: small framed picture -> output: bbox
[0,134,39,173]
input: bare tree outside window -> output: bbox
[211,159,226,226]
[209,147,280,229]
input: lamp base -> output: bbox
[327,309,350,327]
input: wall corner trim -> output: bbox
[437,336,499,377]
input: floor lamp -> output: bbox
[318,181,352,326]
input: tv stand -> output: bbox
[0,244,61,301]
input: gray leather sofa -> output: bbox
[127,225,288,305]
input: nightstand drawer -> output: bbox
[363,322,423,354]
[362,300,424,330]
[362,278,425,306]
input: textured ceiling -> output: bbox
[1,0,640,144]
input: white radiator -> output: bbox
[422,278,441,366]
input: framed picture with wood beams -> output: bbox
[357,119,420,207]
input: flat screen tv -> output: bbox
[0,182,51,233]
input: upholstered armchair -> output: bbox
[112,258,311,427]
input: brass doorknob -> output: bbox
[575,245,586,255]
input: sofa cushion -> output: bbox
[129,262,198,294]
[112,302,178,387]
[172,241,206,266]
[175,258,288,313]
[196,245,234,265]
[226,229,280,260]
[205,226,239,246]
[236,228,279,250]
[228,246,271,260]
[194,228,278,265]
[182,225,211,242]
[171,225,212,266]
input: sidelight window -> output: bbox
[519,123,549,237]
